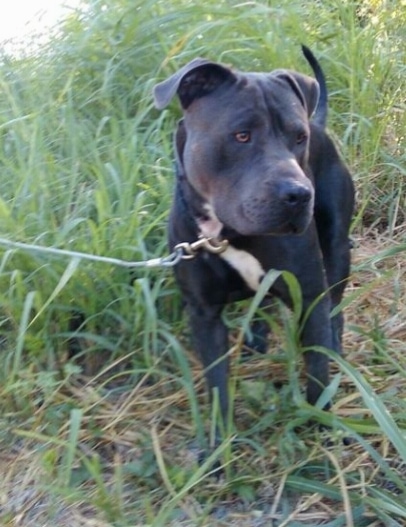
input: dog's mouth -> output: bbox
[218,216,311,238]
[198,198,313,240]
[280,217,311,235]
[223,203,313,237]
[266,221,309,237]
[285,222,301,235]
[213,190,314,236]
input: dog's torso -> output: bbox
[154,47,354,430]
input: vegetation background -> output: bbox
[0,0,405,525]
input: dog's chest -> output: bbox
[220,245,265,291]
[199,204,265,291]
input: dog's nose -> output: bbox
[279,182,312,208]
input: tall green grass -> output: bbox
[0,0,405,525]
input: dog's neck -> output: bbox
[176,169,237,241]
[176,170,265,290]
[176,170,208,228]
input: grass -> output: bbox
[0,0,406,525]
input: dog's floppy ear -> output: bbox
[154,58,236,110]
[273,70,320,118]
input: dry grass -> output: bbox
[0,445,109,526]
[1,228,406,526]
[1,1,405,525]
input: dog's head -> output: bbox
[154,56,320,237]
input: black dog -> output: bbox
[154,46,354,436]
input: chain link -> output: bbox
[174,237,229,259]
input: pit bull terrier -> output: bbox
[154,46,354,438]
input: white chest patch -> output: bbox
[198,202,265,291]
[220,245,265,291]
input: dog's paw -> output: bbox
[243,319,269,356]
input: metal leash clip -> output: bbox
[174,237,229,260]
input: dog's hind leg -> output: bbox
[318,230,352,355]
[301,296,332,408]
[314,153,354,355]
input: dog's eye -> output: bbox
[234,131,251,143]
[296,132,308,145]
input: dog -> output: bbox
[153,46,354,439]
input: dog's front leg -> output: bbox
[187,302,230,432]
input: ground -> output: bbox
[1,228,405,527]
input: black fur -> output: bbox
[154,47,354,440]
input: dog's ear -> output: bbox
[154,58,236,110]
[273,70,320,118]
